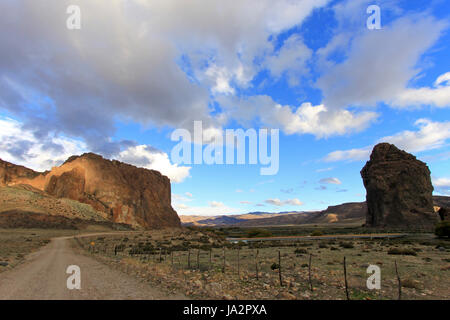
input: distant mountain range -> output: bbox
[180,196,450,227]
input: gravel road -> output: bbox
[0,235,185,300]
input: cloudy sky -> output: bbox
[1,0,449,216]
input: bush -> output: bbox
[435,221,450,238]
[270,263,280,270]
[339,241,354,249]
[246,229,273,238]
[387,248,417,256]
[294,248,308,254]
[310,230,323,236]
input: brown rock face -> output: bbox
[438,207,449,221]
[0,159,40,186]
[360,143,437,229]
[0,154,180,229]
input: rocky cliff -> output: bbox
[361,143,437,229]
[0,154,180,229]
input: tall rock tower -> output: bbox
[361,143,437,229]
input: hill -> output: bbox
[180,197,448,227]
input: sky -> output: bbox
[0,0,449,216]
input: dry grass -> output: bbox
[74,230,450,300]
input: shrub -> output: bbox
[435,221,450,238]
[387,248,417,256]
[319,243,329,249]
[339,242,354,249]
[294,248,308,254]
[246,229,273,238]
[270,263,280,270]
[310,230,323,236]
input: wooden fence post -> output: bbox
[188,249,191,269]
[171,251,174,266]
[308,254,313,291]
[197,249,200,270]
[278,250,283,287]
[343,256,350,300]
[237,247,240,278]
[209,249,212,269]
[159,247,162,263]
[395,260,402,300]
[255,249,259,280]
[222,247,226,273]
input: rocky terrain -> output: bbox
[361,143,437,229]
[0,154,180,229]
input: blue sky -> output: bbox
[0,0,449,216]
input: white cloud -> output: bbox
[0,117,191,183]
[185,192,193,198]
[433,177,450,195]
[391,72,450,108]
[209,201,225,208]
[0,117,87,171]
[319,177,342,185]
[380,119,450,153]
[433,177,450,188]
[117,145,191,183]
[325,147,372,162]
[265,34,312,86]
[265,198,303,206]
[0,0,332,154]
[220,95,378,138]
[325,119,450,162]
[317,15,448,110]
[240,201,252,204]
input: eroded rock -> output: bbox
[360,143,436,229]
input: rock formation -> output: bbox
[361,143,437,229]
[438,207,449,221]
[0,154,180,229]
[0,159,40,186]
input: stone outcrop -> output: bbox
[360,143,437,229]
[438,207,449,221]
[0,154,180,229]
[0,159,40,186]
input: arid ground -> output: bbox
[2,227,447,300]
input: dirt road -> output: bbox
[0,235,185,300]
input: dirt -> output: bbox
[0,233,186,300]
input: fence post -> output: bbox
[308,254,313,291]
[188,249,191,269]
[197,249,200,270]
[278,250,283,287]
[159,247,162,263]
[237,247,240,278]
[395,260,402,300]
[343,256,350,300]
[209,249,212,269]
[255,249,259,280]
[222,247,226,273]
